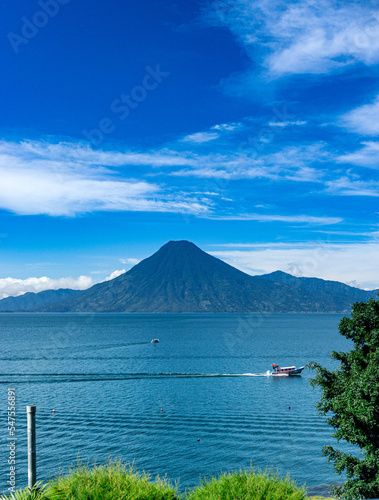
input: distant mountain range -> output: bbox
[1,241,377,313]
[260,270,374,302]
[0,288,81,312]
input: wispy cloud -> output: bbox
[181,132,220,143]
[181,121,243,143]
[211,122,243,132]
[337,141,379,169]
[0,139,209,216]
[325,177,379,197]
[205,0,379,79]
[0,139,199,168]
[171,144,328,183]
[340,95,379,136]
[203,213,342,225]
[268,121,307,127]
[1,130,375,223]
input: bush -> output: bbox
[45,459,178,500]
[186,469,306,500]
[0,462,330,500]
[0,460,178,500]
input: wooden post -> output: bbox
[26,405,36,491]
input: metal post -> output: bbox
[26,405,36,491]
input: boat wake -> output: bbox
[67,341,153,352]
[0,372,272,384]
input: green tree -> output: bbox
[309,296,379,499]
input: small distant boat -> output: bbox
[271,363,304,376]
[151,339,159,343]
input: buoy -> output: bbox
[160,408,163,412]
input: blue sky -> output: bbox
[1,0,379,298]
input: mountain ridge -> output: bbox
[259,270,376,302]
[37,240,377,313]
[0,288,82,312]
[1,241,377,313]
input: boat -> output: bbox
[271,363,304,376]
[151,339,159,343]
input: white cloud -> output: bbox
[324,177,379,197]
[203,213,342,225]
[205,0,379,78]
[4,140,195,168]
[180,122,243,145]
[0,139,332,215]
[104,269,125,281]
[171,144,328,183]
[0,275,93,300]
[268,121,307,127]
[337,141,379,168]
[340,95,379,136]
[211,122,241,131]
[1,133,374,224]
[0,267,133,299]
[181,132,220,143]
[119,258,140,266]
[0,139,209,216]
[0,137,337,222]
[210,241,379,289]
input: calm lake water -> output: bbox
[0,313,354,495]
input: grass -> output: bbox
[0,461,336,500]
[185,469,307,500]
[0,460,178,500]
[45,459,178,500]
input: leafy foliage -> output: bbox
[42,460,178,500]
[0,463,314,500]
[309,296,379,499]
[0,461,177,500]
[186,468,306,500]
[0,482,46,500]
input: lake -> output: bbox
[0,313,354,495]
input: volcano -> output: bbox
[40,240,367,313]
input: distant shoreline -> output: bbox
[0,310,348,314]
